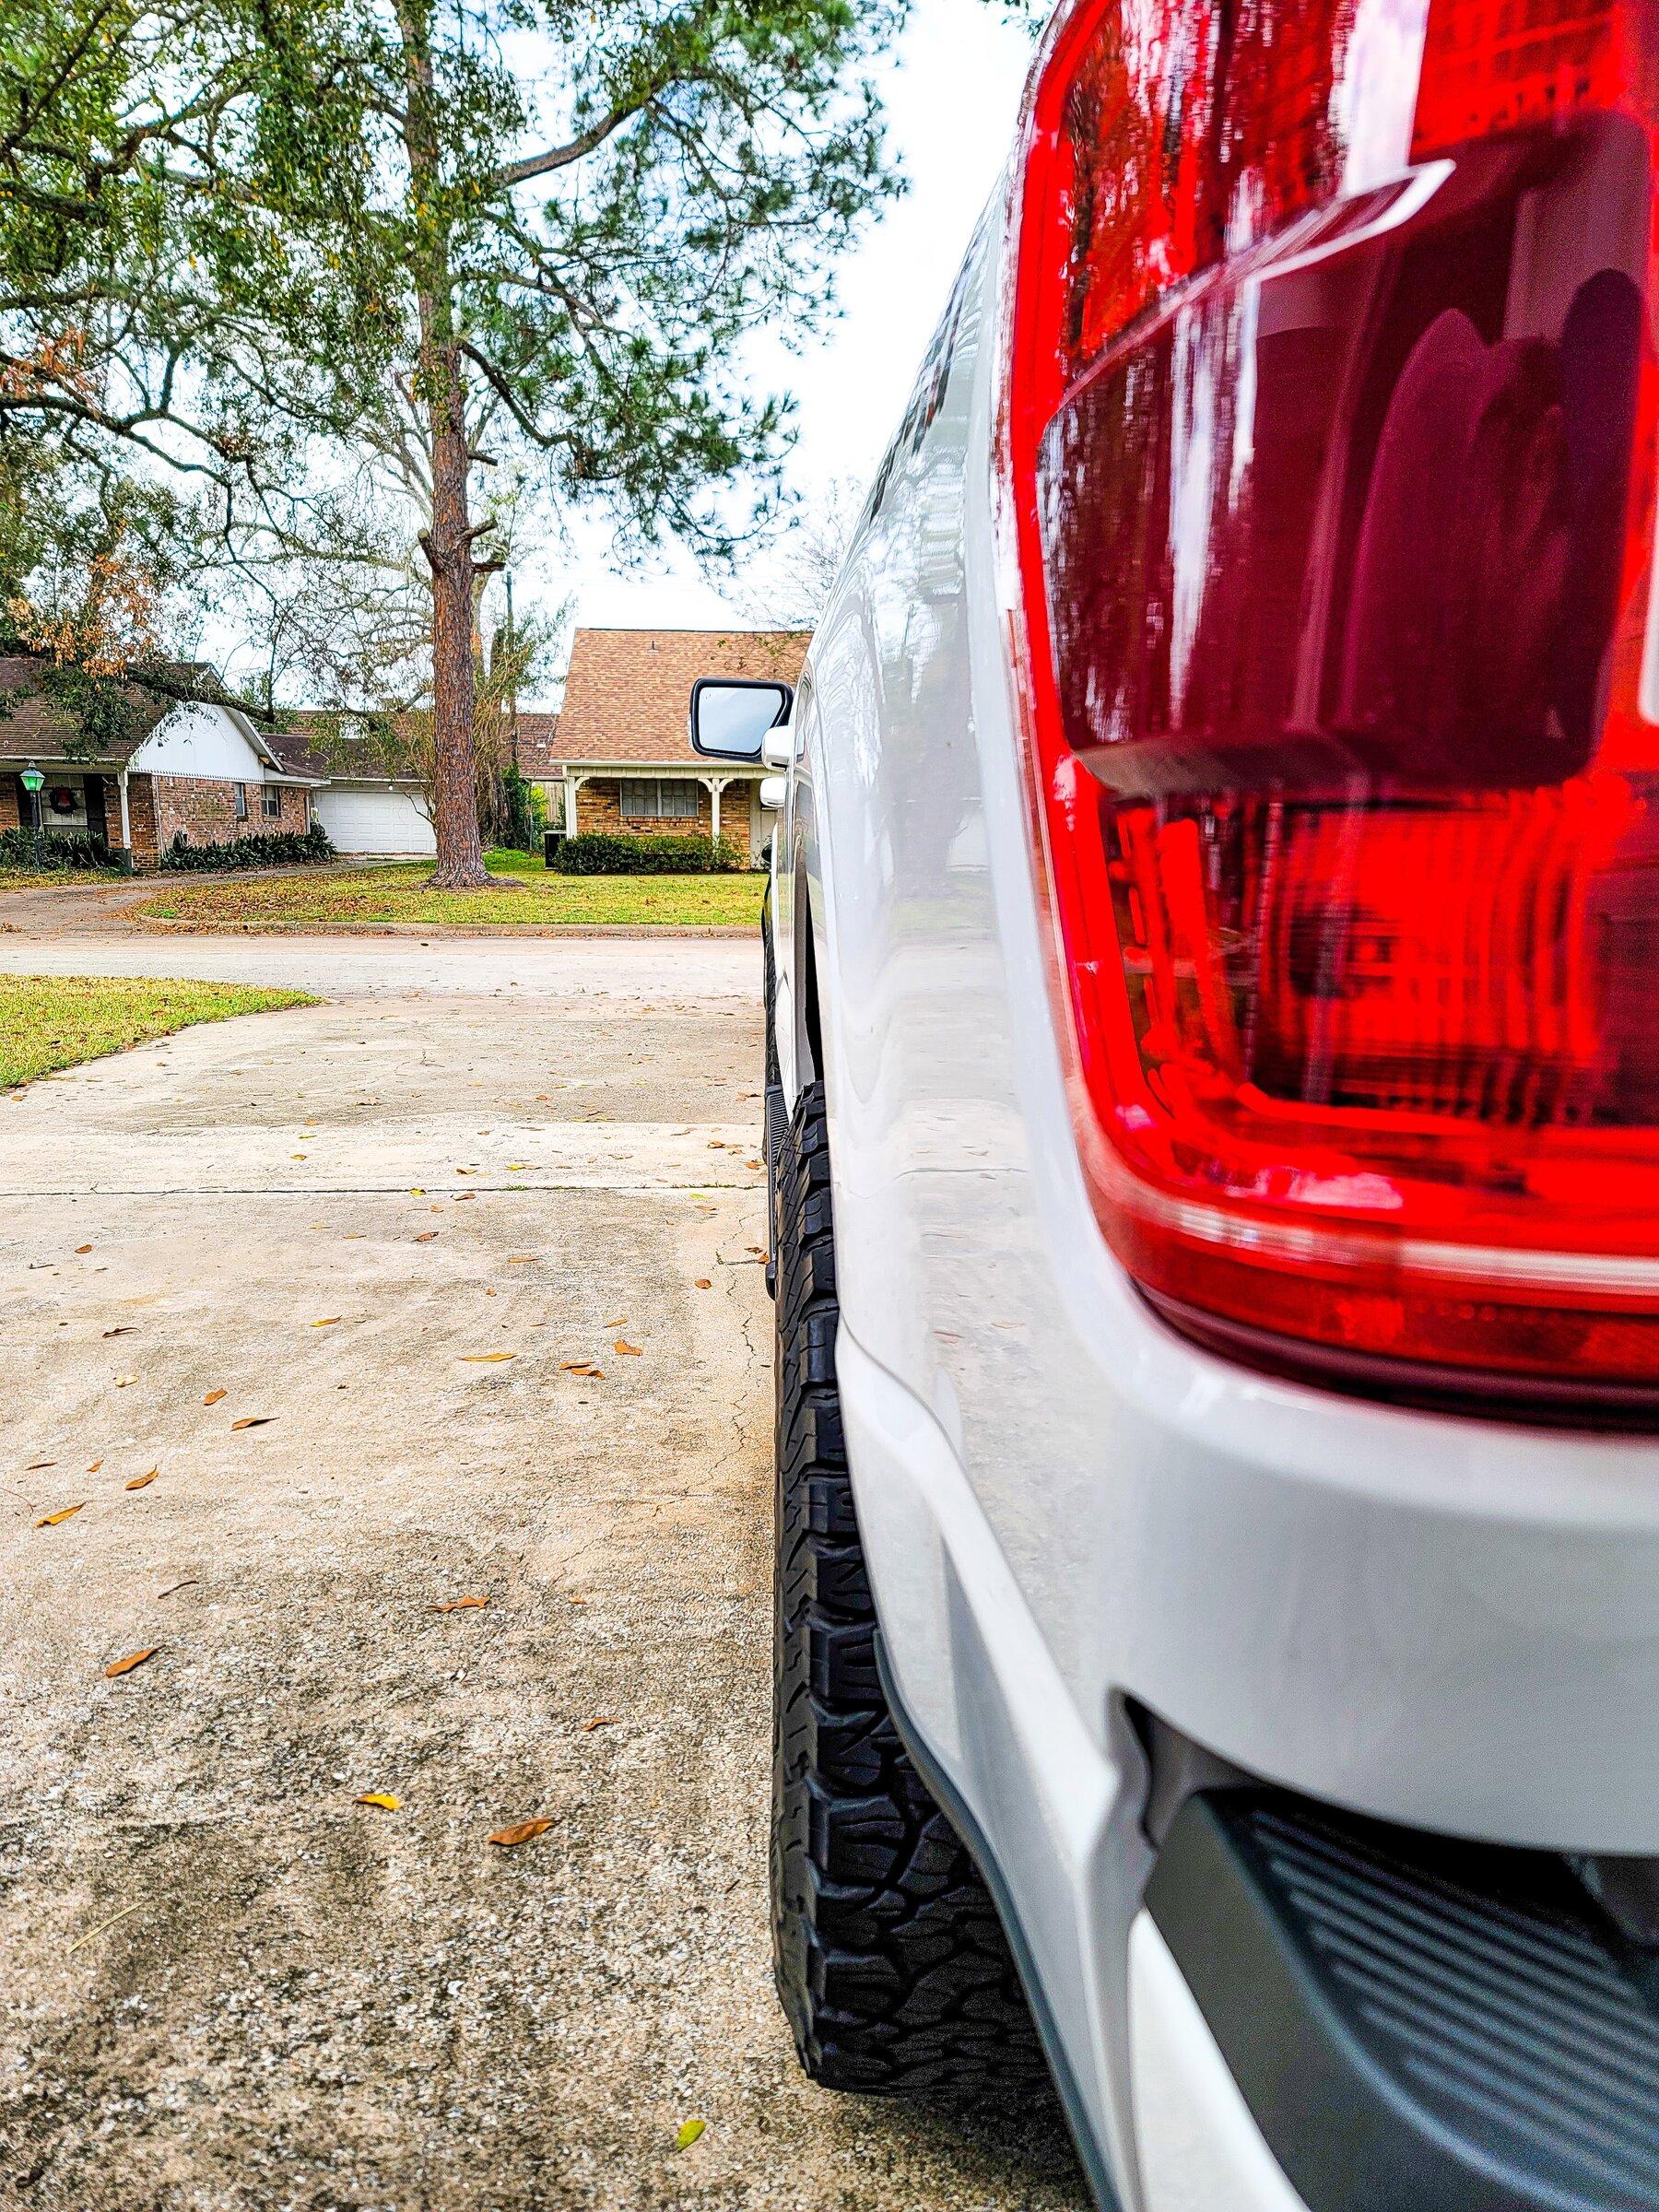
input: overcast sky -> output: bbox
[532,0,1035,666]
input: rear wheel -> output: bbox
[770,1077,1047,2094]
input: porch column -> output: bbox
[562,772,587,837]
[116,768,131,853]
[705,774,731,844]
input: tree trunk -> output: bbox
[423,343,487,888]
[399,0,488,890]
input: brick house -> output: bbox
[537,629,811,864]
[0,659,321,869]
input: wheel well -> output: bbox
[794,863,824,1089]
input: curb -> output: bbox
[129,917,758,939]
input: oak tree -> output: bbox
[4,0,912,879]
[171,0,907,882]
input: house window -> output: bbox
[619,778,697,821]
[234,783,248,820]
[262,786,282,820]
[42,777,88,831]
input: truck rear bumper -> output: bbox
[839,1322,1659,2210]
[1134,1790,1659,2212]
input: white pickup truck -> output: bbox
[692,4,1659,2205]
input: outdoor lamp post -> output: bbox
[19,762,43,865]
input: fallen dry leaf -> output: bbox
[230,1416,274,1430]
[488,1817,553,1849]
[453,1194,476,1203]
[290,1153,307,1159]
[567,1594,587,1606]
[415,1231,438,1243]
[86,1459,102,1474]
[601,1316,625,1328]
[35,1503,85,1527]
[460,1352,515,1363]
[507,1255,535,1264]
[506,1163,529,1172]
[124,1469,159,1491]
[104,1647,159,1678]
[311,1317,341,1328]
[746,1159,762,1171]
[113,1374,136,1388]
[101,1326,135,1337]
[356,1793,401,1811]
[203,1389,227,1406]
[581,1716,618,1733]
[614,1339,641,1357]
[26,1459,55,1471]
[75,1244,92,1255]
[432,1595,489,1612]
[694,1279,712,1290]
[676,2119,707,2151]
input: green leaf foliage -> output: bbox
[550,830,745,875]
[4,0,915,554]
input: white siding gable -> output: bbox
[130,701,272,783]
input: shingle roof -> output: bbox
[268,709,560,782]
[551,628,809,766]
[0,656,178,765]
[265,716,418,783]
[516,711,560,776]
[265,629,808,782]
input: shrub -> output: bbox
[0,828,112,872]
[550,831,743,876]
[159,823,336,873]
[499,762,543,853]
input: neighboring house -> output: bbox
[265,724,436,856]
[0,658,321,870]
[540,628,811,864]
[0,628,811,869]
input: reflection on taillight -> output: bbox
[1412,0,1625,157]
[1005,0,1659,1409]
[1111,781,1641,1131]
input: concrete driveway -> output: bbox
[0,926,1083,2210]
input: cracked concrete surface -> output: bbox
[0,930,1084,2210]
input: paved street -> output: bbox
[0,924,1083,2210]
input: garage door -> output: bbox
[314,785,436,855]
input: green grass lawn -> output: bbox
[0,974,315,1088]
[134,848,767,928]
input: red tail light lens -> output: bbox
[1005,0,1659,1409]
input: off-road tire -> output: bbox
[770,1077,1048,2094]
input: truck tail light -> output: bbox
[1003,0,1659,1413]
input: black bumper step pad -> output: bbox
[1146,1789,1659,2211]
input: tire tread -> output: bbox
[771,1078,1046,2095]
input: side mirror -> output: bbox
[689,677,794,761]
